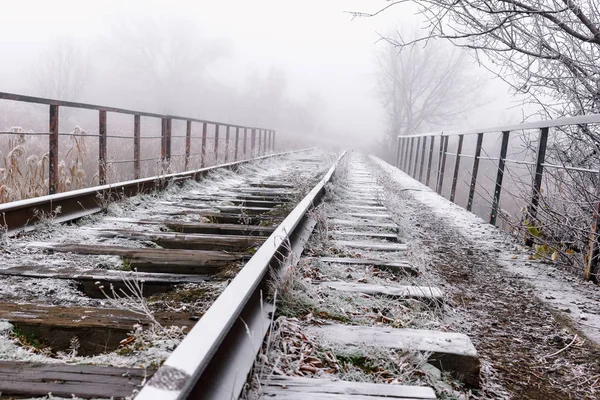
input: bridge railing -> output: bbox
[395,114,600,281]
[0,91,275,197]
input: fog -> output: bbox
[0,0,529,153]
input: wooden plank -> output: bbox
[0,361,152,399]
[103,218,276,236]
[0,266,208,298]
[316,257,417,276]
[30,243,245,274]
[330,231,398,242]
[320,282,443,302]
[90,228,265,251]
[180,196,286,208]
[248,182,294,188]
[346,213,393,220]
[328,219,398,231]
[0,302,194,356]
[334,240,408,252]
[307,324,480,387]
[159,202,273,215]
[338,199,383,206]
[341,205,388,211]
[161,211,280,225]
[262,376,436,399]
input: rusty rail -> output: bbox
[395,114,600,282]
[0,91,276,197]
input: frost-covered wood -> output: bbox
[320,281,443,302]
[317,257,417,275]
[0,361,152,399]
[307,324,480,387]
[261,376,436,399]
[334,240,407,252]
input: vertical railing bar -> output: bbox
[201,122,207,168]
[425,136,435,187]
[224,125,230,163]
[251,128,256,156]
[412,137,421,177]
[214,124,220,163]
[185,120,191,171]
[418,136,427,182]
[263,129,267,155]
[161,118,167,162]
[449,134,464,203]
[234,127,240,161]
[395,136,401,167]
[587,174,600,282]
[134,115,141,179]
[436,136,448,194]
[407,138,415,174]
[99,110,107,185]
[166,118,172,162]
[243,128,248,158]
[402,136,410,171]
[48,105,59,195]
[490,130,510,225]
[525,127,549,245]
[467,133,483,212]
[272,130,276,152]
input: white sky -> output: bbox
[0,0,526,145]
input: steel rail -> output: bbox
[0,148,314,235]
[136,151,347,400]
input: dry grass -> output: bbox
[0,127,89,203]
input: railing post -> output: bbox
[251,128,256,156]
[263,129,267,155]
[161,118,172,163]
[524,127,549,245]
[201,122,207,168]
[425,136,435,187]
[490,130,510,225]
[134,115,141,179]
[234,127,240,161]
[243,128,248,158]
[587,181,600,282]
[99,110,107,185]
[412,137,421,177]
[214,124,220,163]
[450,134,464,203]
[395,136,401,167]
[258,129,262,156]
[436,136,449,194]
[467,133,483,212]
[185,120,191,171]
[224,125,230,163]
[48,105,59,195]
[407,138,415,174]
[273,130,276,151]
[402,137,410,171]
[418,136,427,182]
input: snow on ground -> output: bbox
[370,154,600,346]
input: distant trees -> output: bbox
[375,31,481,160]
[34,38,90,101]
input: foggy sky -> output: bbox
[0,0,528,149]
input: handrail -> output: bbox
[394,114,600,282]
[0,91,277,197]
[399,113,600,139]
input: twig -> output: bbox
[544,334,578,358]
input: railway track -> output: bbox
[0,150,483,400]
[0,149,337,399]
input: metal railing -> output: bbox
[395,114,600,281]
[0,91,276,196]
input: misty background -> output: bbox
[0,0,529,154]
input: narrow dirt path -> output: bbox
[372,156,600,400]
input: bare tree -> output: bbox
[355,1,600,118]
[34,38,90,101]
[375,32,482,160]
